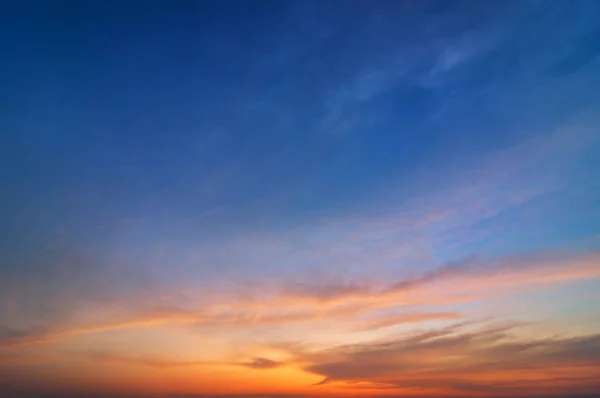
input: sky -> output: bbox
[1,1,600,397]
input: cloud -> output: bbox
[3,101,598,355]
[240,357,283,369]
[284,281,372,302]
[297,322,600,395]
[0,308,199,351]
[294,251,600,308]
[168,395,309,398]
[1,251,598,352]
[82,351,286,371]
[356,312,463,331]
[169,395,600,398]
[388,251,600,293]
[0,386,156,398]
[87,352,207,368]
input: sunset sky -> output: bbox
[2,1,600,398]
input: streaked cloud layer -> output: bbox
[1,1,600,397]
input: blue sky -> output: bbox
[1,1,600,397]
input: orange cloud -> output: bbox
[355,311,463,331]
[1,251,598,353]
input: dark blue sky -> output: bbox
[3,2,600,251]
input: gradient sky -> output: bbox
[2,1,600,398]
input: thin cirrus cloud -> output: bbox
[84,352,283,370]
[354,312,463,332]
[1,108,593,356]
[87,352,208,369]
[241,357,283,370]
[1,250,599,352]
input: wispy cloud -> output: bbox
[0,307,198,350]
[3,100,594,356]
[82,352,284,371]
[355,312,463,332]
[241,357,283,370]
[298,322,600,395]
[2,251,598,352]
[87,352,208,368]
